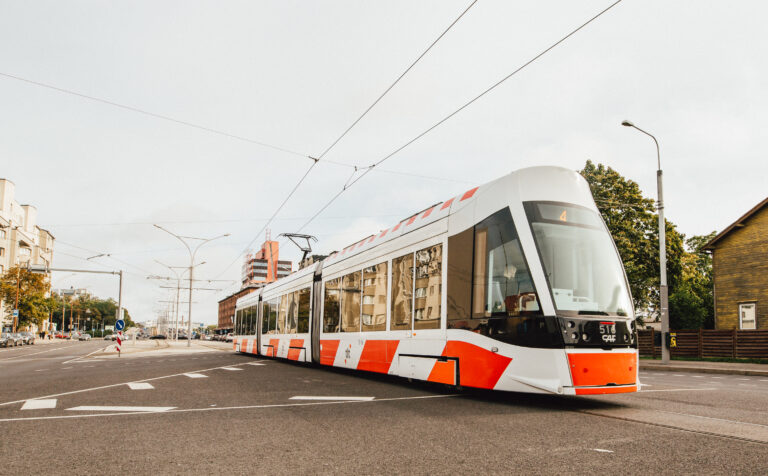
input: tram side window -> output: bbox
[261,302,270,334]
[277,294,288,334]
[286,291,298,334]
[245,307,252,334]
[414,244,442,330]
[268,299,279,334]
[391,253,414,330]
[472,208,540,318]
[362,262,387,332]
[323,278,341,333]
[341,271,361,332]
[248,306,257,334]
[297,288,310,333]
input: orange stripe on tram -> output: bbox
[439,341,512,389]
[567,353,637,387]
[357,340,399,374]
[319,339,341,366]
[287,339,305,361]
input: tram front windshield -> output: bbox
[525,202,632,317]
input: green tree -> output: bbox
[579,161,686,320]
[0,266,53,329]
[668,232,716,329]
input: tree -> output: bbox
[668,232,716,329]
[579,161,686,320]
[0,266,53,329]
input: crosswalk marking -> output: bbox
[21,399,57,410]
[220,367,242,371]
[183,373,207,378]
[127,382,154,390]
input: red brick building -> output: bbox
[217,285,261,332]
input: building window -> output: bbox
[341,271,361,332]
[739,302,757,330]
[323,278,341,333]
[0,247,4,257]
[0,229,5,239]
[362,262,387,332]
[414,244,442,330]
[391,253,414,330]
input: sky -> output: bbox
[1,0,766,326]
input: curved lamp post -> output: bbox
[154,225,229,346]
[622,120,669,364]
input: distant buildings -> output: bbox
[242,234,292,287]
[0,178,55,328]
[704,197,768,330]
[217,237,294,331]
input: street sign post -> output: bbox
[115,319,125,356]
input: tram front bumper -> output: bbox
[564,351,638,395]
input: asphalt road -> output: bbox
[1,343,766,475]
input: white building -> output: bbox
[0,178,55,328]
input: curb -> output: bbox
[640,363,768,377]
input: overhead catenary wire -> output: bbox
[295,0,626,234]
[315,0,479,162]
[215,2,477,280]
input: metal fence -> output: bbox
[638,329,768,359]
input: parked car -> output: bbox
[3,333,23,347]
[20,332,36,345]
[54,332,66,339]
[149,334,167,340]
[78,333,92,341]
[225,333,233,343]
[0,333,11,348]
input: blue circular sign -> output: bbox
[115,319,125,331]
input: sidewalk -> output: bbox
[640,359,768,376]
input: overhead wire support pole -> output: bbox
[154,225,229,346]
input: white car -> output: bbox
[78,333,92,341]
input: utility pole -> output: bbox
[153,225,228,347]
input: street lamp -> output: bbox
[151,260,205,341]
[622,119,669,364]
[154,225,229,347]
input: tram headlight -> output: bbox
[582,333,590,341]
[571,332,579,340]
[567,321,575,328]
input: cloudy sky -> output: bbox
[1,0,765,325]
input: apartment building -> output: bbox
[0,178,55,327]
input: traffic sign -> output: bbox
[115,319,125,331]
[12,309,19,318]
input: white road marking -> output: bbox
[21,399,57,410]
[127,382,154,390]
[35,369,47,372]
[760,379,768,382]
[593,449,614,453]
[183,373,207,379]
[61,367,73,370]
[692,376,704,378]
[710,377,722,379]
[0,362,248,408]
[673,374,686,377]
[220,367,242,371]
[290,396,375,401]
[737,378,751,381]
[738,384,756,387]
[247,362,266,366]
[67,406,175,412]
[0,394,455,423]
[0,345,80,362]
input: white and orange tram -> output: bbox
[232,166,638,395]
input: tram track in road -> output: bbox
[575,407,768,446]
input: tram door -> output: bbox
[311,262,324,364]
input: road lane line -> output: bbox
[61,345,112,365]
[290,396,375,401]
[183,373,207,379]
[127,383,154,390]
[0,345,80,362]
[0,394,456,423]
[67,406,174,412]
[592,449,613,453]
[21,399,57,410]
[0,362,250,407]
[220,367,242,371]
